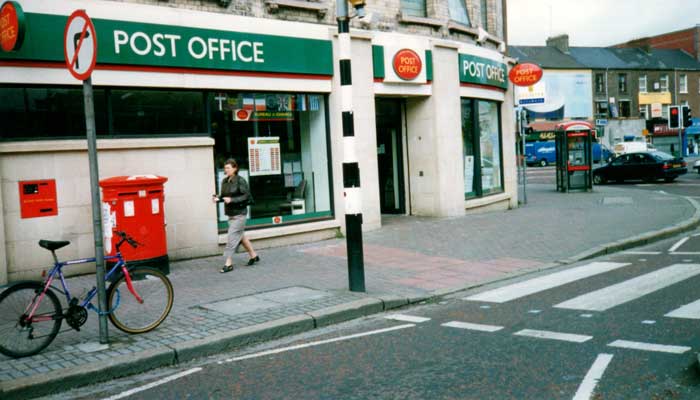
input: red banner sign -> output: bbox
[392,49,422,81]
[0,1,24,52]
[508,63,543,87]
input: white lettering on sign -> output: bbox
[463,60,505,83]
[114,31,266,63]
[114,30,181,57]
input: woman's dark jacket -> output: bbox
[219,175,250,216]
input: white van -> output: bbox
[613,141,655,156]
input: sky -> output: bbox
[507,0,700,47]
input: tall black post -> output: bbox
[337,1,365,292]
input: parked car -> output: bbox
[612,141,655,156]
[593,151,687,184]
[694,159,700,174]
[525,141,611,167]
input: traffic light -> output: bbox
[682,106,692,128]
[669,105,680,129]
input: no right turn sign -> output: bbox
[63,9,97,81]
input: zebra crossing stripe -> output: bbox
[384,314,431,323]
[554,264,700,311]
[607,340,691,354]
[513,329,592,343]
[665,298,700,319]
[463,262,629,303]
[441,321,504,332]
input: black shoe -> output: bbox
[220,265,234,273]
[247,256,260,266]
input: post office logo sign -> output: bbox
[392,49,422,81]
[0,1,25,52]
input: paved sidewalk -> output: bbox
[2,184,700,399]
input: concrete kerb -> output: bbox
[393,195,700,307]
[0,347,176,400]
[0,295,415,400]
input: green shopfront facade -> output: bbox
[0,0,516,283]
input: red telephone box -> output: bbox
[555,121,594,192]
[99,175,169,274]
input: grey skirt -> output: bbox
[223,214,246,259]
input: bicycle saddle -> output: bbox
[39,240,70,251]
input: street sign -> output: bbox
[595,119,608,126]
[63,9,97,81]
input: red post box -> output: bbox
[99,175,169,274]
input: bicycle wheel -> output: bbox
[0,282,62,358]
[107,267,173,334]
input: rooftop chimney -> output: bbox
[546,34,569,54]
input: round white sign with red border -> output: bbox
[63,9,97,81]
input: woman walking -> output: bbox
[213,158,259,273]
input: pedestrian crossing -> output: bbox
[463,261,700,320]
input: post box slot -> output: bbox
[23,184,39,195]
[118,192,139,197]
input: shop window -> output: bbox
[448,0,470,26]
[0,86,107,140]
[595,101,608,117]
[639,104,649,120]
[210,92,332,229]
[462,98,503,198]
[111,89,205,135]
[401,0,427,17]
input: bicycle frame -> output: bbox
[26,251,143,323]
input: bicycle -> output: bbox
[0,231,174,358]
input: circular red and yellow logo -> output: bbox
[0,1,25,52]
[392,49,422,81]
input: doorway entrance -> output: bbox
[375,98,406,214]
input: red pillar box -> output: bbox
[99,175,169,274]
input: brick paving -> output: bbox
[0,183,696,388]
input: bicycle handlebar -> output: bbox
[114,231,142,249]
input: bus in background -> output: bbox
[526,141,612,167]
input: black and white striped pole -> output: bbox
[338,0,366,292]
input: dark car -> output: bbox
[593,151,687,184]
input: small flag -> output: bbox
[254,94,266,111]
[309,95,320,111]
[242,94,254,110]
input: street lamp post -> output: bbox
[337,0,366,292]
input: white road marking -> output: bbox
[528,309,542,314]
[102,368,202,400]
[669,237,690,252]
[670,252,700,255]
[554,264,700,311]
[641,320,656,324]
[580,314,594,318]
[384,314,431,323]
[693,233,700,237]
[513,329,592,343]
[622,251,661,255]
[464,262,630,303]
[607,340,691,354]
[572,353,613,400]
[441,321,504,332]
[639,259,647,262]
[218,324,415,364]
[665,298,700,319]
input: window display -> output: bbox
[462,98,503,198]
[211,92,332,228]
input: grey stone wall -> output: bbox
[108,0,505,46]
